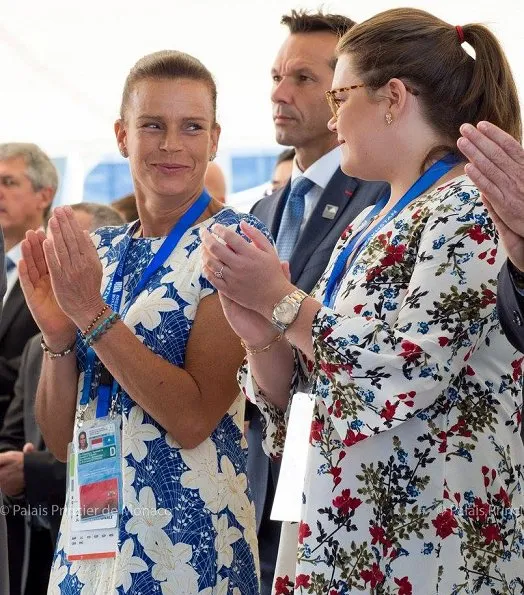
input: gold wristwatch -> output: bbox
[271,289,308,333]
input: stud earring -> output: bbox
[209,153,216,162]
[385,112,393,126]
[120,146,128,158]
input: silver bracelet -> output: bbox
[40,337,76,359]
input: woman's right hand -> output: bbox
[218,292,278,347]
[18,229,77,349]
[217,262,292,349]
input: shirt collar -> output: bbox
[6,242,22,266]
[291,146,341,190]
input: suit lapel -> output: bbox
[0,281,25,343]
[289,168,358,283]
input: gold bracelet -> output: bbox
[240,332,284,355]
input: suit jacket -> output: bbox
[0,506,7,595]
[0,228,8,595]
[497,261,524,445]
[0,334,66,594]
[0,280,39,428]
[247,167,388,530]
[497,260,524,354]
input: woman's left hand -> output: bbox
[43,206,105,327]
[201,222,294,320]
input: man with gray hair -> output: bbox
[0,143,57,595]
[0,202,123,595]
[0,143,58,428]
[1,228,8,595]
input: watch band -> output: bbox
[271,289,308,333]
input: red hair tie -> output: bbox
[456,25,465,44]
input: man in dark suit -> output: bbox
[458,121,524,441]
[0,144,58,429]
[246,11,388,594]
[1,228,9,595]
[0,203,124,595]
[0,336,55,595]
[0,144,56,595]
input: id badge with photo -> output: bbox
[74,417,122,527]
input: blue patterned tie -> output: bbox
[5,256,15,274]
[276,176,315,261]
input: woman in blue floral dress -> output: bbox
[202,9,524,594]
[19,51,262,594]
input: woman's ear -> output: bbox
[210,123,221,158]
[114,119,128,158]
[385,78,410,113]
[377,78,412,126]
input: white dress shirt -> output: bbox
[291,146,341,233]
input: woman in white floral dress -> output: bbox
[201,9,524,595]
[19,51,262,594]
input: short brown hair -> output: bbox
[120,50,217,121]
[281,9,355,38]
[70,202,124,229]
[111,193,139,223]
[276,148,295,166]
[338,8,521,165]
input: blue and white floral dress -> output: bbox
[49,208,264,595]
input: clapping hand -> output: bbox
[19,206,105,347]
[458,122,524,271]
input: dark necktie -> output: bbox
[5,256,16,274]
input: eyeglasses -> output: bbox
[326,83,420,118]
[325,85,366,118]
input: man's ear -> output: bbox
[39,186,54,214]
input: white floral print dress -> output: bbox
[241,176,524,595]
[49,208,265,595]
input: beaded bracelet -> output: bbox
[85,312,121,346]
[82,305,109,336]
[40,337,76,359]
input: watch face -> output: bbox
[275,301,296,324]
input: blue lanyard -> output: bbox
[80,190,212,418]
[323,155,461,307]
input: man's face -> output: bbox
[271,32,338,152]
[0,156,51,238]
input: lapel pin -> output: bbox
[322,204,339,220]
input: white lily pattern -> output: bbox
[113,539,148,592]
[50,209,264,593]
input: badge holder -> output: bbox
[66,385,122,561]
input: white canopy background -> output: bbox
[1,0,522,201]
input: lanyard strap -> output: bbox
[80,190,212,416]
[105,190,212,316]
[323,155,461,307]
